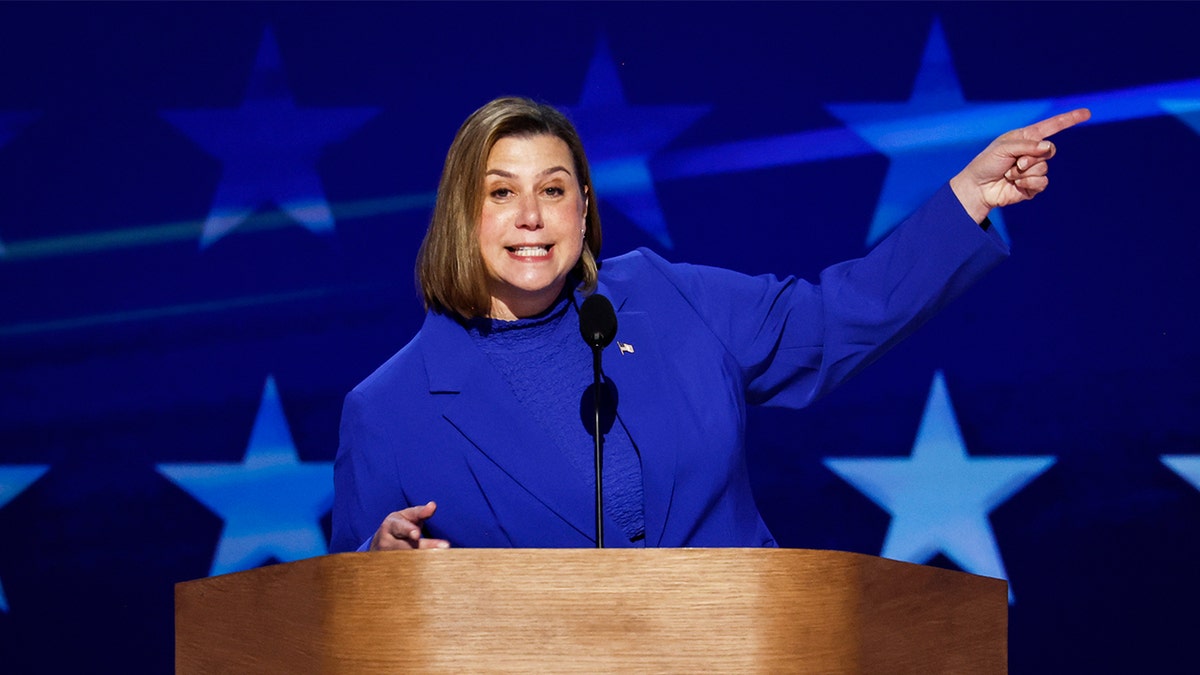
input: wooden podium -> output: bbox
[175,549,1006,673]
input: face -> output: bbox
[478,134,588,320]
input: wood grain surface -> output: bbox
[176,548,1007,673]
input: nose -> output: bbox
[516,191,542,230]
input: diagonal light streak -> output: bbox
[1,192,435,262]
[656,77,1200,182]
[0,283,386,338]
[1054,78,1200,124]
[653,127,877,181]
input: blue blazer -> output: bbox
[331,184,1008,552]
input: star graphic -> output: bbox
[157,376,334,576]
[1162,455,1200,491]
[1160,98,1200,135]
[0,111,38,258]
[824,371,1055,602]
[0,464,50,612]
[825,19,1055,246]
[561,36,710,248]
[161,27,380,248]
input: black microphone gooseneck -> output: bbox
[578,293,617,549]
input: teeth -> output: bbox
[510,246,550,257]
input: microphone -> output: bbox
[578,294,616,548]
[579,294,617,349]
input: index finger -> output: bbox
[1026,108,1091,140]
[399,500,437,521]
[393,501,437,534]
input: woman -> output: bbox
[331,97,1089,552]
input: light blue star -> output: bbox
[826,19,1055,246]
[0,111,38,258]
[1162,455,1200,491]
[1160,98,1200,135]
[157,376,334,577]
[161,27,380,248]
[561,36,710,248]
[0,464,50,612]
[824,371,1055,602]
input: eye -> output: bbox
[544,186,565,197]
[490,188,513,199]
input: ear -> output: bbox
[582,185,590,230]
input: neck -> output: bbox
[488,280,568,321]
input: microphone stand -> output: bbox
[579,292,616,549]
[590,345,604,549]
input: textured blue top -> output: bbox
[465,291,647,544]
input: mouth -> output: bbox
[506,244,553,257]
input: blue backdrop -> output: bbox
[1,2,1198,672]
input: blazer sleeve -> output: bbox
[635,182,1009,409]
[331,388,403,553]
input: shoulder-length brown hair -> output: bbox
[416,96,602,318]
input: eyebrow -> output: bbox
[485,166,573,179]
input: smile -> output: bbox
[506,245,552,257]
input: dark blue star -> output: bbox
[157,376,333,576]
[161,28,379,248]
[562,37,710,248]
[0,464,50,611]
[826,19,1056,246]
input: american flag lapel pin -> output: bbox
[617,341,635,355]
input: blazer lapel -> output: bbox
[591,283,680,548]
[419,312,596,541]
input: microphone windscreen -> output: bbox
[579,294,617,348]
